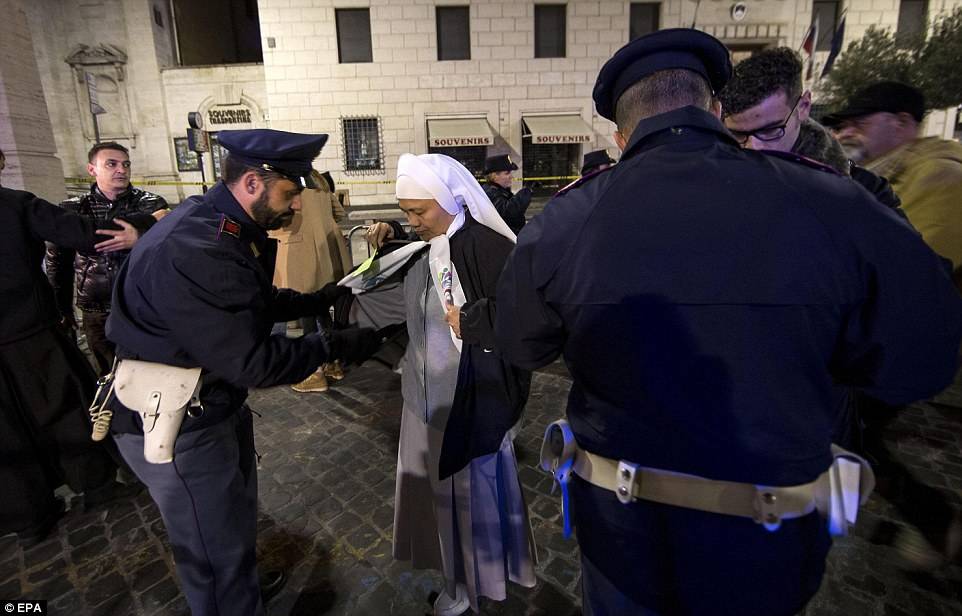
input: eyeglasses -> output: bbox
[728,96,802,145]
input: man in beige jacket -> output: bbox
[270,170,352,391]
[824,82,962,290]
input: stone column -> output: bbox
[0,0,64,199]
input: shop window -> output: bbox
[209,133,230,180]
[629,3,660,40]
[342,117,383,172]
[535,4,566,58]
[522,142,580,197]
[437,6,471,61]
[336,8,373,63]
[427,145,487,177]
[812,0,839,52]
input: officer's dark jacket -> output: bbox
[106,182,329,434]
[46,183,167,314]
[0,187,104,344]
[496,106,962,488]
[483,183,530,234]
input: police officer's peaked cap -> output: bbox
[217,129,328,189]
[593,28,733,122]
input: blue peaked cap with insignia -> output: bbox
[216,129,328,189]
[593,28,733,122]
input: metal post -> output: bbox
[92,114,101,144]
[198,152,207,193]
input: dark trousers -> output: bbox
[856,392,957,551]
[114,407,263,616]
[0,327,116,533]
[572,477,829,616]
[81,310,114,376]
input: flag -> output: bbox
[801,19,818,80]
[821,12,847,78]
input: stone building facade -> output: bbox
[2,0,960,205]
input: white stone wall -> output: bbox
[0,0,64,199]
[160,64,268,200]
[259,0,962,206]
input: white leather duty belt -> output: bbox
[540,419,875,538]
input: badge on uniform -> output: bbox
[218,215,242,239]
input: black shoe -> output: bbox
[17,498,66,549]
[259,569,287,604]
[83,480,144,511]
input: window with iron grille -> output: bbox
[342,117,383,173]
[336,8,373,63]
[812,0,839,52]
[437,6,471,61]
[629,3,660,40]
[897,0,927,45]
[534,5,566,58]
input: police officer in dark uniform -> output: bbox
[495,30,962,616]
[106,129,379,616]
[482,154,531,234]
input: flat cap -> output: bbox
[593,28,733,122]
[217,129,328,189]
[483,154,518,174]
[581,149,616,175]
[821,81,926,127]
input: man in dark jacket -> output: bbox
[719,47,902,213]
[0,186,147,546]
[46,141,168,374]
[496,29,961,616]
[482,154,531,234]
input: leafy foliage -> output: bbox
[821,8,962,110]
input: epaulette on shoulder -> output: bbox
[554,164,616,197]
[757,150,843,176]
[216,214,242,240]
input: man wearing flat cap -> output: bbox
[824,81,962,290]
[496,29,962,615]
[105,129,379,615]
[482,154,532,233]
[580,149,616,177]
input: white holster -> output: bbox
[114,359,203,464]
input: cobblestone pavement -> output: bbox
[2,361,961,615]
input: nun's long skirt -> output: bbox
[392,263,536,612]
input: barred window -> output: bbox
[437,6,471,61]
[342,117,383,172]
[336,8,373,63]
[812,0,839,51]
[897,0,927,45]
[534,5,566,58]
[630,3,660,40]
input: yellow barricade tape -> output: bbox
[65,175,580,187]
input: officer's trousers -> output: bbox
[115,406,263,616]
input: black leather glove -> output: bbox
[516,187,533,208]
[327,327,382,365]
[308,282,352,314]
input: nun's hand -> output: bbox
[366,222,394,248]
[445,303,462,339]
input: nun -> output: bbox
[351,153,536,615]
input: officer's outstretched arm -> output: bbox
[495,215,565,370]
[161,247,330,388]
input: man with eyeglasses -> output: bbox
[719,48,902,215]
